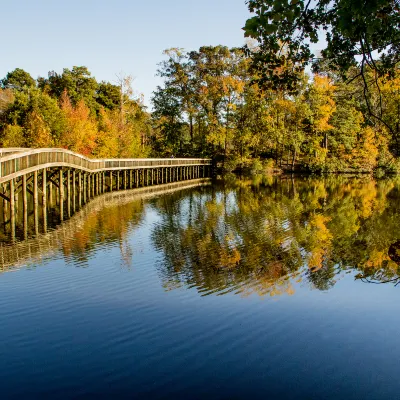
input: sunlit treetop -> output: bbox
[243,0,400,91]
[0,68,36,90]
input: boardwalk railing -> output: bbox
[0,148,212,241]
[0,148,211,183]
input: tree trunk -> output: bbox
[189,115,194,148]
[292,148,297,171]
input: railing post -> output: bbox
[49,173,53,207]
[10,179,15,241]
[83,173,87,204]
[78,171,82,207]
[67,169,71,217]
[34,171,38,236]
[22,174,28,239]
[72,170,76,212]
[42,169,47,233]
[59,169,64,221]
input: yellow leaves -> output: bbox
[1,124,24,147]
[308,74,336,135]
[218,246,241,269]
[310,214,333,241]
[275,98,296,113]
[95,109,119,158]
[308,214,332,271]
[25,111,53,148]
[313,75,336,94]
[359,126,379,170]
[365,250,390,269]
[60,97,97,156]
[205,200,224,216]
[355,181,377,218]
[315,104,334,132]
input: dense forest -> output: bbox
[0,0,399,173]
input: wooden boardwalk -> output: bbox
[0,148,212,241]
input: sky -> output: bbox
[1,0,249,107]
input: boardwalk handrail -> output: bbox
[0,148,212,183]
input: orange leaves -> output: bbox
[0,88,14,113]
[60,93,97,156]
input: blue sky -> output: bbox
[1,0,249,106]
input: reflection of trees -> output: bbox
[0,193,146,272]
[152,175,400,296]
[0,181,210,272]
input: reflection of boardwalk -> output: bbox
[0,179,211,273]
[0,148,211,240]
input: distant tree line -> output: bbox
[1,47,400,173]
[0,67,151,158]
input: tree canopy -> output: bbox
[243,0,400,91]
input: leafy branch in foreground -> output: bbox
[243,0,400,92]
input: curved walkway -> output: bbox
[0,148,211,183]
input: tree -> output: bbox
[0,88,66,146]
[59,91,97,155]
[243,0,400,91]
[38,66,98,113]
[96,81,120,110]
[1,68,36,90]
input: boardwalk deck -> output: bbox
[0,148,212,241]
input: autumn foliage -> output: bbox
[1,57,400,172]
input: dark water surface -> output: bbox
[1,175,400,399]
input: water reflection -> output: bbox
[152,175,400,295]
[0,180,210,272]
[2,175,400,294]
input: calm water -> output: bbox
[1,175,400,399]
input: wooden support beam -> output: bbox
[10,179,15,241]
[42,169,47,233]
[59,169,64,221]
[0,192,10,202]
[72,170,76,212]
[67,169,71,217]
[23,175,28,239]
[78,171,82,207]
[34,171,38,235]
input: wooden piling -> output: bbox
[22,174,28,239]
[10,179,15,241]
[59,169,64,221]
[42,169,47,233]
[34,171,38,235]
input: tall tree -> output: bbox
[243,0,400,91]
[38,66,98,112]
[1,68,36,90]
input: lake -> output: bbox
[1,175,400,399]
